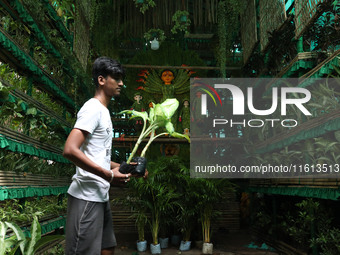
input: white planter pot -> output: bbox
[159,237,169,248]
[179,240,191,251]
[202,242,213,254]
[137,240,147,252]
[150,243,161,254]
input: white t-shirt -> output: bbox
[67,98,113,202]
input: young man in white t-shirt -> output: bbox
[63,57,137,255]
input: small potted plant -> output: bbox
[144,28,166,43]
[171,10,191,35]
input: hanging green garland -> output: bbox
[171,10,191,35]
[133,0,156,14]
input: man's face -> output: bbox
[102,75,123,97]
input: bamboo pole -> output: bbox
[122,64,241,70]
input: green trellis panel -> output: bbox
[248,186,340,200]
[295,0,325,39]
[259,0,286,51]
[240,0,257,64]
[0,186,69,200]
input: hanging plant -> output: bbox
[144,28,166,42]
[171,10,191,35]
[133,0,156,14]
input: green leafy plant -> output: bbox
[0,214,64,255]
[171,10,191,35]
[144,28,166,42]
[176,166,198,242]
[120,98,190,164]
[133,0,156,14]
[193,179,233,243]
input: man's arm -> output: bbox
[63,129,131,182]
[63,129,113,181]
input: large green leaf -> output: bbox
[0,239,5,255]
[24,215,41,255]
[0,222,6,241]
[160,98,179,119]
[34,235,65,253]
[165,121,174,134]
[5,222,26,254]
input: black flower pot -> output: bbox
[119,157,147,176]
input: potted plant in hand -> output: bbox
[119,98,190,176]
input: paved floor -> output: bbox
[114,230,278,255]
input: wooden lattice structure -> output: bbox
[295,0,326,39]
[240,0,257,65]
[73,0,92,70]
[259,0,286,51]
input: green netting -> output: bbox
[0,186,69,200]
[300,56,340,86]
[264,60,315,95]
[0,30,75,109]
[282,60,315,78]
[248,186,340,200]
[0,134,70,163]
[22,216,66,237]
[41,216,66,235]
[12,0,62,59]
[257,116,340,153]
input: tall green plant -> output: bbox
[193,179,233,243]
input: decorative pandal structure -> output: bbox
[259,0,286,52]
[240,0,257,65]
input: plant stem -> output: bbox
[126,122,155,163]
[140,131,167,157]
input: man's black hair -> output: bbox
[92,57,125,88]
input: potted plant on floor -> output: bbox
[130,166,179,254]
[149,171,179,254]
[121,178,149,252]
[135,211,148,252]
[177,166,197,251]
[194,179,234,254]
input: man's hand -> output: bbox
[111,167,132,183]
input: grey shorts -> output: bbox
[65,195,117,255]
